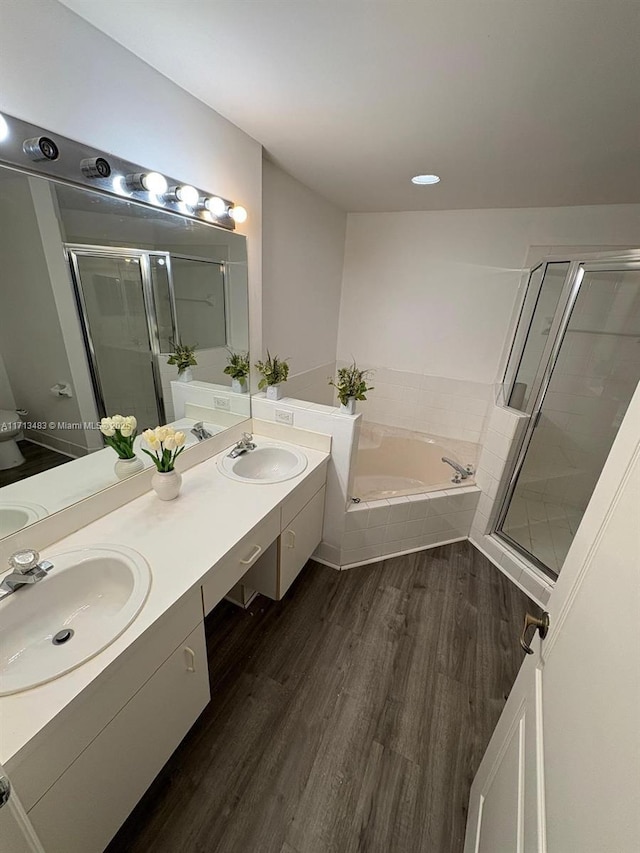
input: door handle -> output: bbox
[286,530,296,549]
[520,611,550,655]
[184,647,196,673]
[240,544,262,565]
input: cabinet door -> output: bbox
[29,623,210,853]
[280,486,325,598]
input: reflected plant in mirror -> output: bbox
[167,340,198,383]
[0,160,250,539]
[99,415,144,480]
[223,350,250,394]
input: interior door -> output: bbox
[465,382,640,852]
[0,764,45,853]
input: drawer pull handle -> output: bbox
[240,544,262,565]
[286,530,296,549]
[184,647,196,672]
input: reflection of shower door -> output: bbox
[68,248,166,430]
[496,259,640,579]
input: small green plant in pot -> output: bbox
[329,362,374,414]
[255,351,290,401]
[224,350,250,394]
[167,339,198,383]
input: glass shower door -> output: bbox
[497,263,640,578]
[70,251,165,431]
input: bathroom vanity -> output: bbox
[0,435,329,853]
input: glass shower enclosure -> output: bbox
[497,252,640,579]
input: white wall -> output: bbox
[0,0,263,360]
[0,352,16,411]
[262,159,346,403]
[338,205,640,386]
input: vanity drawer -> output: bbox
[28,621,209,853]
[281,461,328,529]
[201,508,280,615]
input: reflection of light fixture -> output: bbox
[229,205,247,223]
[166,184,199,207]
[157,258,166,266]
[411,174,440,185]
[203,196,227,216]
[125,171,168,194]
[0,113,9,142]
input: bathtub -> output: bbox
[353,422,479,501]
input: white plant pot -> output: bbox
[151,469,182,501]
[114,455,144,480]
[340,398,356,415]
[231,377,248,394]
[178,367,193,383]
[266,384,282,401]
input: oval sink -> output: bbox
[0,544,151,696]
[219,443,307,484]
[0,501,48,537]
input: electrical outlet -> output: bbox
[214,396,231,411]
[275,408,294,425]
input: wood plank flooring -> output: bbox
[106,541,536,853]
[0,440,69,487]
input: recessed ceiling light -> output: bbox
[411,174,440,185]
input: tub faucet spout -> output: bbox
[442,457,474,483]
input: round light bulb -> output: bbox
[205,196,227,217]
[411,174,440,185]
[0,113,9,143]
[176,184,199,207]
[142,171,168,194]
[229,205,248,223]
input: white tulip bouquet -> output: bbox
[141,426,187,473]
[99,415,138,459]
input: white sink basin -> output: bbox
[0,544,151,696]
[0,501,48,538]
[219,443,307,484]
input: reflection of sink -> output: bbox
[219,444,307,484]
[0,501,48,538]
[0,545,151,696]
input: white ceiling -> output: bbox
[60,0,640,212]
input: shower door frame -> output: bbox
[493,250,640,581]
[67,245,175,425]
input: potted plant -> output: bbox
[141,426,187,500]
[167,339,198,383]
[329,362,374,414]
[255,351,290,400]
[100,414,144,479]
[224,349,250,393]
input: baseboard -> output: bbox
[339,535,467,570]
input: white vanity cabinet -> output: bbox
[15,589,209,853]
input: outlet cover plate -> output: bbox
[214,396,231,411]
[275,409,294,425]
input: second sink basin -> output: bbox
[0,544,151,696]
[220,443,307,484]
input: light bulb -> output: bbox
[142,172,168,194]
[0,113,9,143]
[204,196,227,217]
[229,205,248,223]
[175,184,199,207]
[411,174,440,185]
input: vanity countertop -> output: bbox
[0,434,329,766]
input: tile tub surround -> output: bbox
[342,486,480,567]
[469,403,555,607]
[333,362,493,444]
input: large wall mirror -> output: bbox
[0,164,250,539]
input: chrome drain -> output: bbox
[52,628,74,646]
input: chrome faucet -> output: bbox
[442,457,475,484]
[228,432,256,458]
[191,421,213,442]
[0,549,54,600]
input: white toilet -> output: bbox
[0,409,25,470]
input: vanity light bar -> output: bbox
[0,111,246,230]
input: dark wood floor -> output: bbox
[0,440,69,487]
[107,542,535,853]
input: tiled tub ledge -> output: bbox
[340,485,480,568]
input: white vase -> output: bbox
[114,455,144,480]
[231,377,248,394]
[151,469,182,501]
[340,398,356,415]
[178,367,193,383]
[266,384,282,401]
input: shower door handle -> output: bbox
[520,611,550,654]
